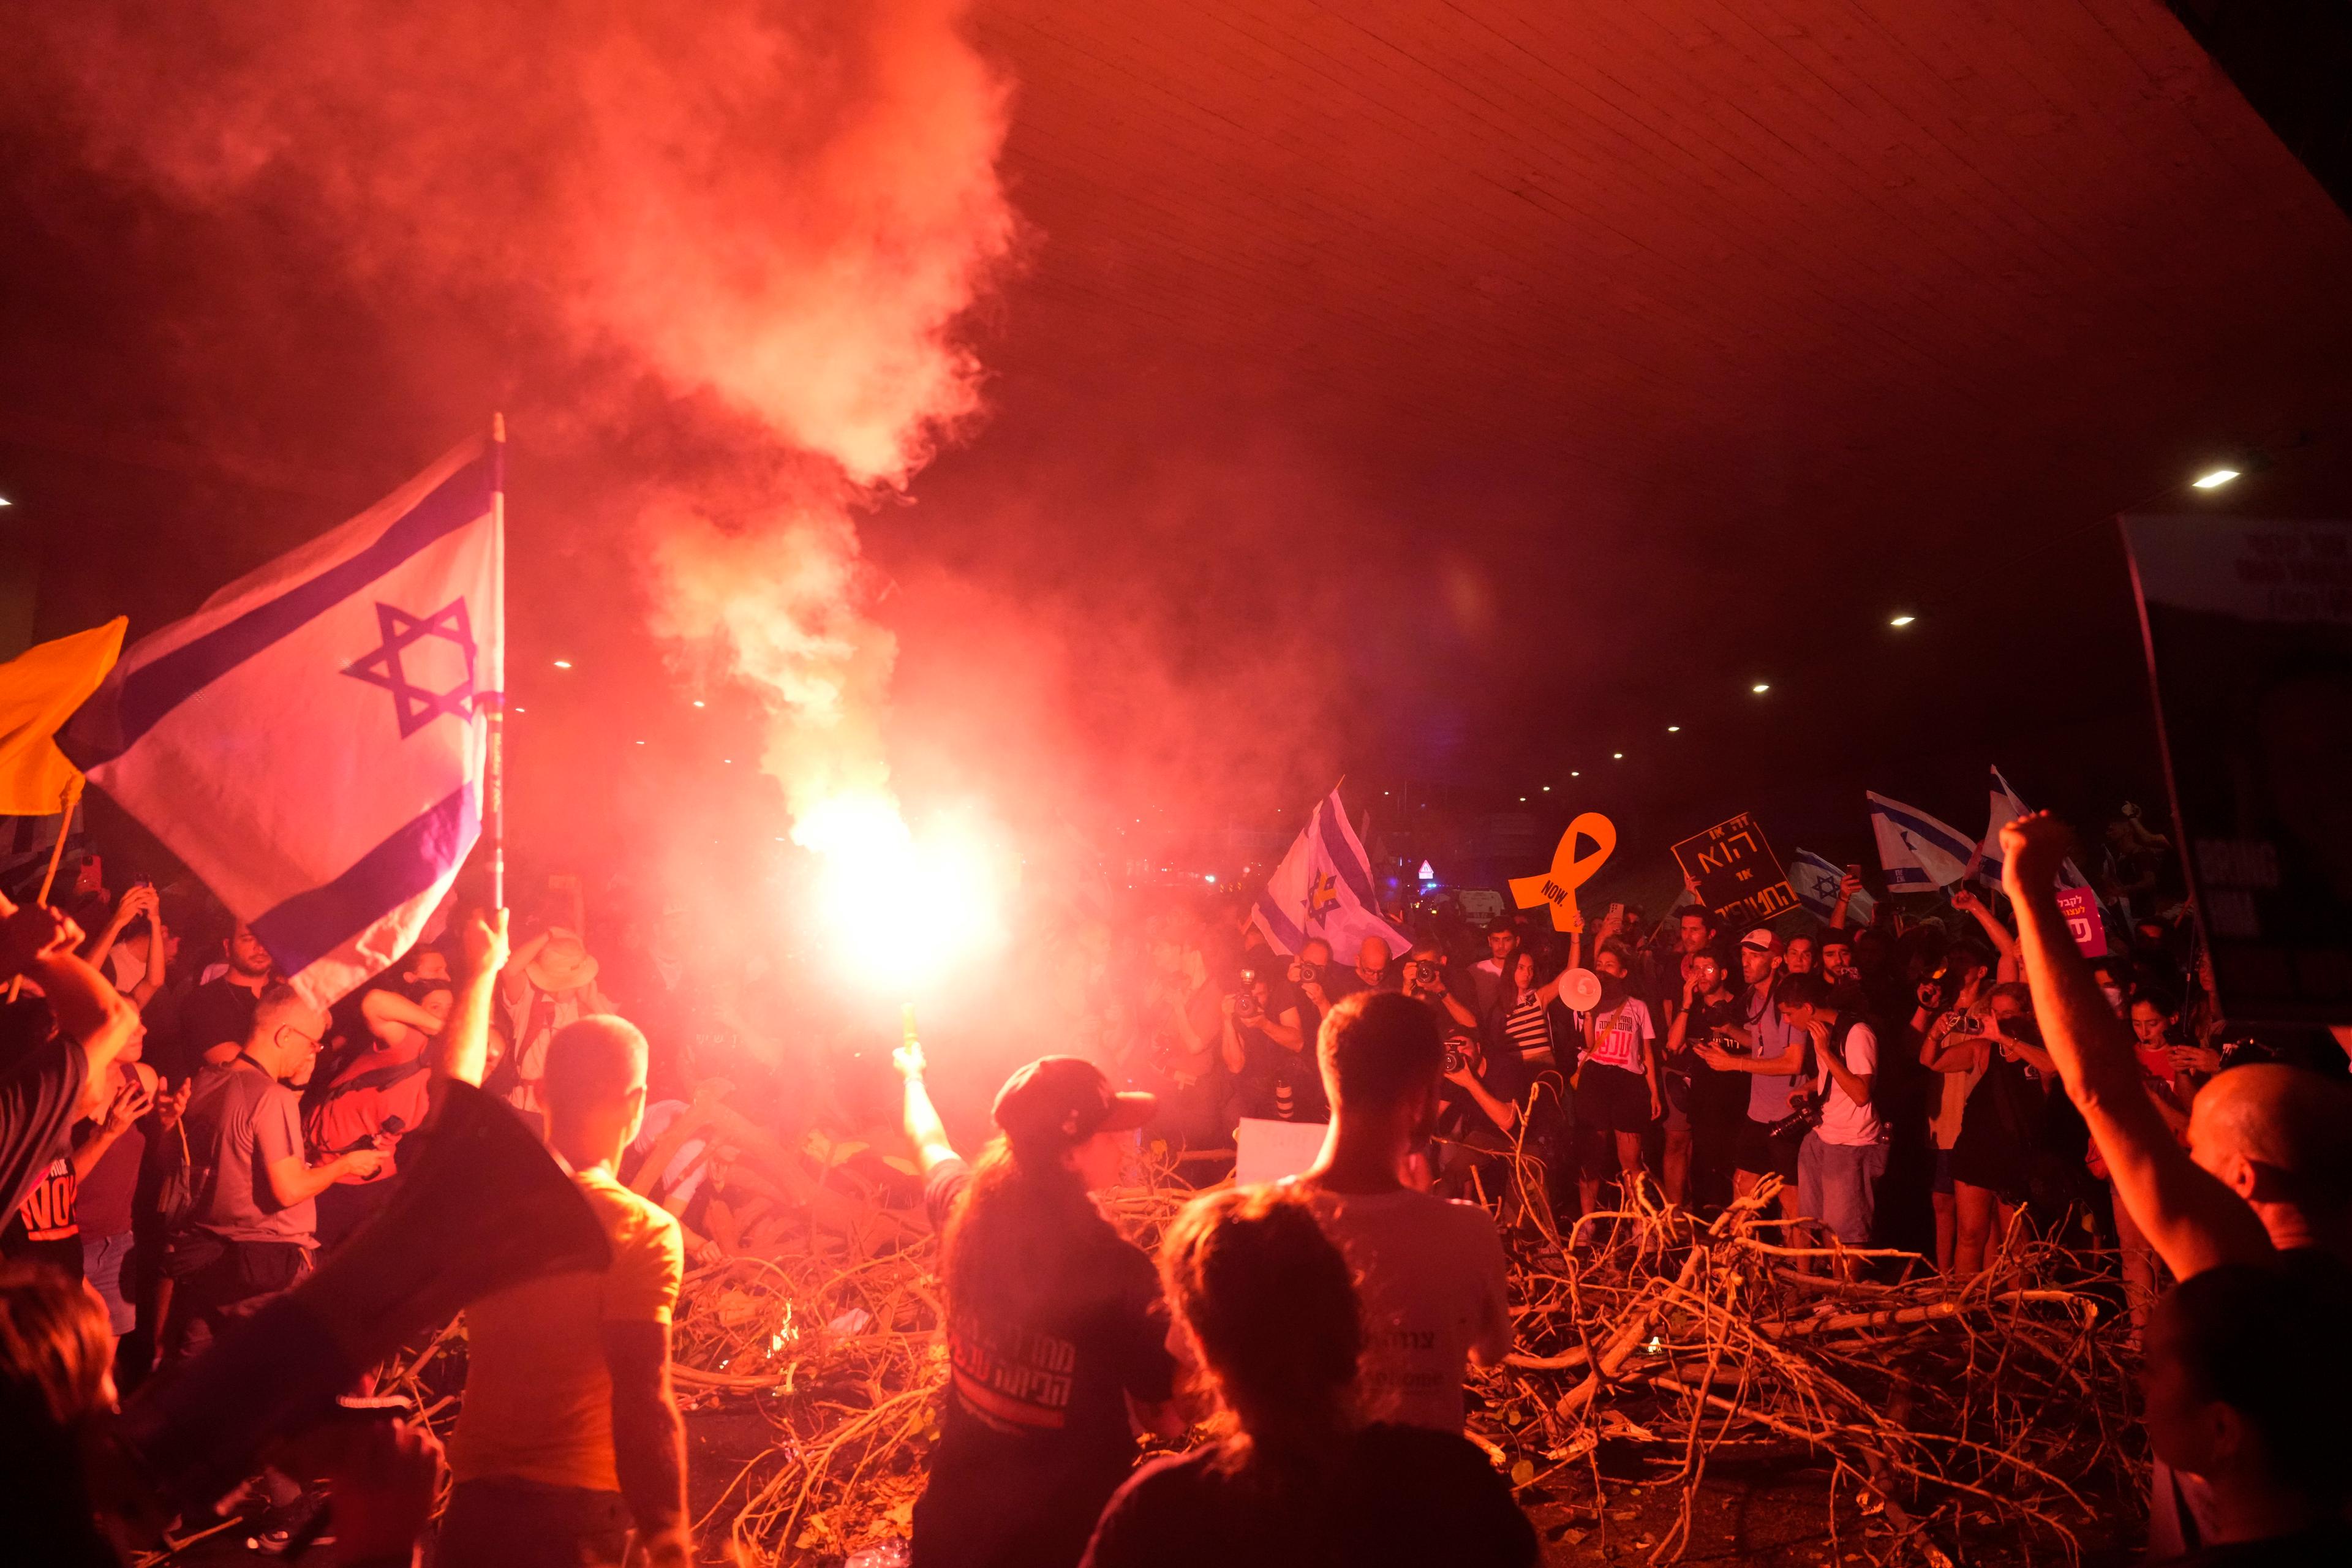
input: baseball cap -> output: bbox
[992,1056,1156,1150]
[1739,927,1781,954]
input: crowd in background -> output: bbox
[2,805,2350,1566]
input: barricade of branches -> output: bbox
[1463,1125,2141,1567]
[385,1128,2136,1567]
[676,1143,1199,1565]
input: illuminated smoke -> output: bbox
[19,0,1019,827]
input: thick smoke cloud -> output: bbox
[21,0,1019,826]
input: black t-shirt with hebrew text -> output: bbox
[911,1157,1175,1568]
[0,1021,86,1224]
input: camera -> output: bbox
[1442,1035,1474,1076]
[1410,959,1445,988]
[1232,972,1262,1022]
[1768,1093,1823,1143]
[1289,959,1322,987]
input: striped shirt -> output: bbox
[1499,993,1555,1058]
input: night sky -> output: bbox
[4,0,2350,902]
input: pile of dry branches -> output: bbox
[382,1140,2138,1566]
[1466,1148,2140,1566]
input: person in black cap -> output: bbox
[895,1041,1180,1568]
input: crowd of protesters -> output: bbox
[1,806,2348,1566]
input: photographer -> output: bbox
[1284,937,1338,1041]
[1773,973,1885,1257]
[1692,930,1806,1215]
[1400,945,1479,1036]
[1219,968,1326,1125]
[1944,981,2057,1280]
[1434,1027,1526,1197]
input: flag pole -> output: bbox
[484,413,507,912]
[5,776,81,1002]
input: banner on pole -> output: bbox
[2121,513,2352,1022]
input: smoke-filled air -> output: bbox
[20,0,1026,980]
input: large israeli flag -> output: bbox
[66,432,502,1009]
[1867,791,1979,892]
[1250,786,1416,960]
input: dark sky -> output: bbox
[4,0,2351,895]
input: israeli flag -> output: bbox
[1250,786,1416,960]
[1867,791,1979,892]
[66,432,502,1009]
[1789,848,1876,925]
[1980,766,2094,890]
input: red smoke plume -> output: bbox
[23,0,1020,828]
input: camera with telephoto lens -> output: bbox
[1768,1092,1825,1144]
[1289,959,1322,987]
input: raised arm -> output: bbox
[2001,813,2271,1275]
[81,885,147,974]
[895,1042,959,1175]
[362,986,448,1041]
[1948,888,2019,982]
[1,899,140,1115]
[1830,870,1861,930]
[431,908,509,1093]
[132,895,167,1008]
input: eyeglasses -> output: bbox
[276,1023,325,1053]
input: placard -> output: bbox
[2056,886,2108,957]
[1455,888,1507,922]
[1235,1116,1330,1185]
[1508,812,1616,932]
[2122,514,2352,1022]
[1672,812,1799,929]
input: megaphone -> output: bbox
[105,1081,609,1520]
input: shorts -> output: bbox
[1950,1131,2030,1204]
[82,1231,137,1335]
[1661,1072,1691,1135]
[1732,1117,1800,1183]
[1932,1148,1955,1197]
[1576,1063,1653,1135]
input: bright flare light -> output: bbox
[796,794,1006,991]
[1890,614,1916,627]
[2192,468,2239,490]
[1751,682,1770,693]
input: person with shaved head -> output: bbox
[161,982,386,1363]
[435,910,692,1568]
[2002,813,2352,1556]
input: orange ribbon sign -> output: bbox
[1509,813,1617,933]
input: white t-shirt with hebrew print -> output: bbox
[1289,1182,1511,1433]
[1579,998,1655,1072]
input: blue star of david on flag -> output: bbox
[344,598,478,737]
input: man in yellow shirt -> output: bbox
[432,911,689,1568]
